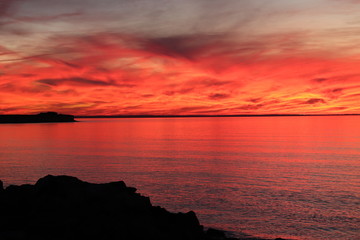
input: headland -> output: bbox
[0,112,76,123]
[0,175,287,240]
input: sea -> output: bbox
[0,116,359,240]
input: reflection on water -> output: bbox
[0,116,359,239]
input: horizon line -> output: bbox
[74,113,360,118]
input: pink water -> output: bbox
[0,116,359,239]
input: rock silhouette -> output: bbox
[0,112,76,123]
[0,175,287,240]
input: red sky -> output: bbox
[1,0,360,115]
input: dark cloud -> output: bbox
[20,74,36,77]
[192,108,230,114]
[312,78,328,83]
[0,0,25,31]
[121,105,143,110]
[236,104,264,110]
[327,106,348,111]
[39,102,97,114]
[329,88,343,93]
[169,106,213,114]
[163,91,175,96]
[195,78,231,87]
[16,11,82,22]
[139,33,280,64]
[163,88,193,96]
[0,0,17,17]
[0,106,27,114]
[141,94,155,98]
[0,82,51,94]
[45,59,81,69]
[321,87,344,100]
[304,98,326,104]
[0,82,16,92]
[37,77,127,87]
[208,93,231,100]
[247,98,263,103]
[141,34,225,60]
[56,89,78,95]
[312,74,360,85]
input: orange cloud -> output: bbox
[1,1,360,115]
[1,31,360,115]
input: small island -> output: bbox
[0,175,287,240]
[0,112,76,123]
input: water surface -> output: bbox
[0,116,359,239]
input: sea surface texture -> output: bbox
[0,116,359,240]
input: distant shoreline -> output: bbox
[1,113,359,122]
[75,114,360,118]
[0,112,76,124]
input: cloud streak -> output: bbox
[37,78,119,87]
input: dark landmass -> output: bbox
[0,112,76,123]
[75,113,360,118]
[0,175,287,240]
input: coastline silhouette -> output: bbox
[0,175,287,240]
[0,112,76,123]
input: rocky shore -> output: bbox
[0,175,286,240]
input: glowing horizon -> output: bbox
[1,0,360,115]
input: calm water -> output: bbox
[0,116,359,239]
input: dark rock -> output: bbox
[206,228,227,239]
[0,175,286,240]
[0,175,207,240]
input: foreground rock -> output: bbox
[0,112,76,123]
[0,176,286,240]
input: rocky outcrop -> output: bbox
[0,112,76,123]
[0,175,287,240]
[0,175,222,240]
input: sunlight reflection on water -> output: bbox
[0,116,359,240]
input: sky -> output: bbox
[1,0,360,115]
